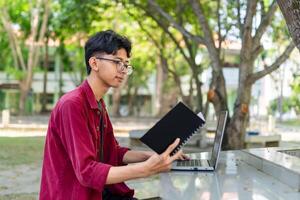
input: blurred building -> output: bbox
[0,47,299,117]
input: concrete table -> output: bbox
[244,135,281,148]
[127,150,300,200]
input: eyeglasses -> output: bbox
[95,57,133,75]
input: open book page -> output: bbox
[197,112,206,124]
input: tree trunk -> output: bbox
[19,77,33,114]
[181,32,204,111]
[188,0,229,114]
[1,0,50,114]
[208,70,229,114]
[131,0,294,150]
[194,75,203,112]
[203,96,210,118]
[155,61,163,115]
[224,0,295,150]
[226,84,252,150]
[41,36,49,112]
[19,83,29,114]
[207,70,231,148]
[277,0,300,51]
[111,76,128,117]
[112,88,122,117]
[187,76,194,107]
[190,63,203,112]
[127,87,138,116]
[155,54,168,116]
[59,58,63,97]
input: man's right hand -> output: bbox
[142,138,183,176]
[106,138,187,184]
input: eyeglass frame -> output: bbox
[95,57,133,75]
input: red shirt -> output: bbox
[40,80,134,200]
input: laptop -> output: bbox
[171,111,228,171]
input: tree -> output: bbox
[125,0,296,149]
[124,6,199,115]
[90,1,161,117]
[0,0,50,113]
[277,0,300,51]
[41,32,50,112]
[122,0,209,113]
[225,0,295,149]
[48,0,158,117]
[50,0,101,87]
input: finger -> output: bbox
[179,153,189,160]
[178,155,185,160]
[182,154,190,160]
[162,138,180,156]
[170,149,183,162]
[176,153,184,160]
[174,151,188,160]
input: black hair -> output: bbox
[84,30,132,75]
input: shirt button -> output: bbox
[96,126,99,131]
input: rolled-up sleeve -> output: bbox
[115,141,130,166]
[58,99,111,191]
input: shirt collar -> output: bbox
[81,79,98,109]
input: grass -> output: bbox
[0,137,44,199]
[0,193,37,200]
[0,137,45,166]
[279,119,300,127]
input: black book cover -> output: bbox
[140,102,205,155]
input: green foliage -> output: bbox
[51,0,101,37]
[268,97,294,114]
[270,11,290,43]
[0,0,296,117]
[92,1,158,92]
[2,91,21,114]
[126,37,156,92]
[290,74,300,114]
[120,0,211,101]
[44,0,108,85]
[5,67,25,80]
[0,28,13,71]
[0,90,5,110]
[0,0,41,75]
[1,0,47,40]
[280,119,300,127]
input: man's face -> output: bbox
[90,48,130,88]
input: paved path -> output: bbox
[0,164,41,197]
[0,115,157,137]
[1,115,300,141]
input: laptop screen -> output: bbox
[209,111,228,167]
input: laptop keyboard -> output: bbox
[176,159,206,167]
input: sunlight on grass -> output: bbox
[0,137,45,166]
[280,119,300,127]
[0,193,37,200]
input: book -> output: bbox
[140,101,205,155]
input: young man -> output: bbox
[39,30,187,200]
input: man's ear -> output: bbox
[89,57,99,72]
